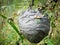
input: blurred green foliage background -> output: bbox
[0,0,60,45]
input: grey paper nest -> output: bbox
[18,8,50,43]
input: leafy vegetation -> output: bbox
[0,0,60,45]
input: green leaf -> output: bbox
[0,14,22,38]
[47,39,54,45]
[0,14,7,19]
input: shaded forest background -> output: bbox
[0,0,60,45]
